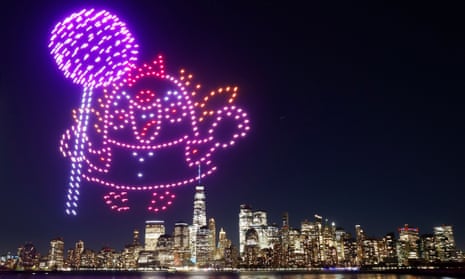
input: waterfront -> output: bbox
[0,271,463,279]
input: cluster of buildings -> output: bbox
[1,184,463,271]
[238,206,461,268]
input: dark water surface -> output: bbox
[0,272,461,279]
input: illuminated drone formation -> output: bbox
[49,9,250,215]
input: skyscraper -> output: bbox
[434,225,456,262]
[208,218,217,259]
[173,222,190,266]
[239,204,253,254]
[174,222,190,250]
[145,220,165,251]
[196,225,212,267]
[47,237,64,270]
[132,229,141,246]
[239,204,274,255]
[397,224,419,266]
[193,186,207,227]
[216,227,231,260]
[74,240,84,269]
[190,185,207,263]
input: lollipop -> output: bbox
[48,8,138,215]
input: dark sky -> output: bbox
[1,1,464,255]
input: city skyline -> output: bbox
[1,0,464,259]
[2,186,462,270]
[0,188,461,259]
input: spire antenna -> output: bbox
[198,164,201,185]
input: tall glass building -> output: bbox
[145,220,165,251]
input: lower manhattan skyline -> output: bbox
[1,0,464,261]
[1,185,463,271]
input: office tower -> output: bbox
[156,234,174,266]
[239,204,253,254]
[280,212,290,267]
[420,233,436,263]
[208,218,217,259]
[18,243,37,270]
[434,225,456,262]
[196,225,211,267]
[239,204,273,255]
[216,227,231,260]
[243,227,260,266]
[122,229,143,269]
[174,222,190,250]
[397,224,419,266]
[74,240,84,268]
[193,186,207,227]
[381,232,397,265]
[133,229,141,246]
[190,185,207,263]
[355,224,365,265]
[145,220,165,251]
[173,222,190,266]
[334,228,347,264]
[47,237,64,270]
[321,221,336,265]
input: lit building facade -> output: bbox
[434,225,456,262]
[156,234,174,267]
[122,229,143,269]
[216,227,231,260]
[173,222,190,266]
[420,233,436,263]
[397,224,419,266]
[196,226,212,267]
[145,220,165,251]
[190,185,207,263]
[208,218,217,260]
[47,237,64,270]
[239,204,274,255]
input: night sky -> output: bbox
[1,1,464,255]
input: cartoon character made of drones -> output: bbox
[49,9,250,215]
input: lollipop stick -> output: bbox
[65,87,94,215]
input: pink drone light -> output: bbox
[50,9,250,214]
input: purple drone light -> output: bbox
[48,8,139,215]
[49,8,138,88]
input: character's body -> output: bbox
[60,55,250,212]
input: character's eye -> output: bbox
[162,90,189,123]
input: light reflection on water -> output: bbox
[142,272,460,279]
[0,272,459,279]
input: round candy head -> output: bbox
[48,8,138,88]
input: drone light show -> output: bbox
[49,8,251,215]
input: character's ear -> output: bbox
[120,54,167,87]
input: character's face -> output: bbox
[103,61,196,148]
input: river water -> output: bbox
[0,272,461,279]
